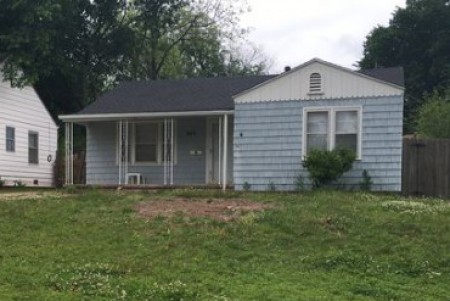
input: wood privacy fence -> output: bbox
[402,138,450,198]
[53,151,86,186]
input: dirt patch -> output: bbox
[136,198,273,222]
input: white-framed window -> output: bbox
[6,126,15,152]
[303,107,362,159]
[309,72,322,93]
[116,121,177,165]
[28,132,39,164]
[135,123,159,163]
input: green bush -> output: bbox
[417,91,450,138]
[359,170,373,191]
[303,149,356,188]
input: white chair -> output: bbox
[126,173,143,185]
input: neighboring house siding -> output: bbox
[234,96,403,191]
[0,80,58,187]
[86,117,233,185]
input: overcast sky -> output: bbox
[240,0,406,73]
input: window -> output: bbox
[309,73,322,93]
[117,121,177,165]
[135,123,159,163]
[306,111,329,153]
[303,107,361,158]
[6,127,15,152]
[28,132,39,164]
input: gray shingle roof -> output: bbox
[359,67,405,87]
[78,75,276,115]
[77,66,404,115]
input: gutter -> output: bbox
[59,110,235,123]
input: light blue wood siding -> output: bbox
[86,117,224,185]
[234,96,403,191]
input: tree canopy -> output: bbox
[0,0,267,118]
[358,0,450,132]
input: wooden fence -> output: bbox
[402,138,450,198]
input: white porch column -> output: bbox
[65,122,74,185]
[118,120,129,185]
[222,114,228,191]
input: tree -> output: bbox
[416,90,450,138]
[0,0,133,117]
[124,0,266,81]
[358,0,450,132]
[0,0,267,119]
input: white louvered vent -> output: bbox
[309,73,322,93]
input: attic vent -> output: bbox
[309,73,322,93]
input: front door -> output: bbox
[206,118,221,184]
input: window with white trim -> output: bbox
[6,126,15,152]
[135,123,159,163]
[28,132,39,164]
[117,121,177,165]
[304,107,361,158]
[309,73,322,93]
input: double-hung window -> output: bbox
[134,123,159,163]
[6,127,15,152]
[28,132,39,164]
[117,121,176,165]
[303,107,361,158]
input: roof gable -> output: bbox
[234,58,404,103]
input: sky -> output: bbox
[240,0,406,73]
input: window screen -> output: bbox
[306,111,328,152]
[335,111,358,153]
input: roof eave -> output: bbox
[59,110,235,123]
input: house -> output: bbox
[0,73,58,187]
[59,58,404,191]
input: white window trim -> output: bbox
[116,120,177,166]
[302,106,362,160]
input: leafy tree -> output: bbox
[359,0,450,132]
[0,0,133,117]
[0,0,267,119]
[416,90,450,138]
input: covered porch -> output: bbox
[61,111,233,191]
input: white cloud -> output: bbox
[240,0,406,72]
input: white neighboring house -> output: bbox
[0,73,58,187]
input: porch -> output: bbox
[62,112,233,190]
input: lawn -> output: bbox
[0,189,449,300]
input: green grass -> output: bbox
[0,189,449,300]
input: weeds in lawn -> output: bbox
[381,199,450,214]
[1,189,450,300]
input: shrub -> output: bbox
[417,91,450,138]
[243,181,251,191]
[0,177,4,188]
[303,148,356,188]
[267,181,276,191]
[359,170,373,191]
[295,174,304,191]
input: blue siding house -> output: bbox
[60,58,404,191]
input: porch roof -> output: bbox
[60,75,276,122]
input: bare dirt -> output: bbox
[136,198,273,222]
